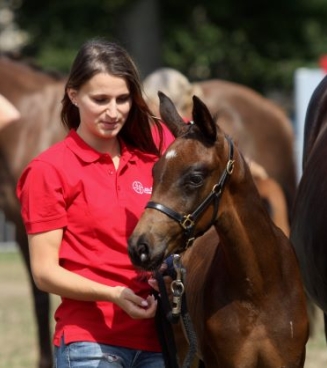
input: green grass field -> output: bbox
[0,251,59,368]
[0,251,326,368]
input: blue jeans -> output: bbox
[54,338,165,368]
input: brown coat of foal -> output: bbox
[128,92,309,368]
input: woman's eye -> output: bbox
[93,97,107,104]
[117,95,130,104]
[92,95,130,104]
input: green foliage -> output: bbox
[17,0,133,72]
[13,0,327,93]
[160,0,327,93]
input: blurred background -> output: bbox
[1,0,327,107]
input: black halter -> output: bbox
[146,136,235,248]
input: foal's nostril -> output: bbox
[140,253,148,262]
[128,237,154,269]
[137,242,149,263]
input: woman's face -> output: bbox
[68,72,132,143]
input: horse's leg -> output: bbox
[324,312,327,344]
[17,228,52,368]
[31,283,52,368]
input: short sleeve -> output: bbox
[17,160,67,234]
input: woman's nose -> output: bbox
[106,101,118,118]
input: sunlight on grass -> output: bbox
[0,251,59,368]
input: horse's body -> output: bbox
[249,163,289,236]
[290,74,327,335]
[128,93,308,367]
[0,55,66,368]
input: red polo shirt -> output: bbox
[17,128,173,351]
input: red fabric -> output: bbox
[319,55,327,73]
[151,121,176,151]
[17,128,174,351]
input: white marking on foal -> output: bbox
[290,321,294,338]
[165,148,177,160]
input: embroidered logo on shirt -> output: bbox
[132,181,152,194]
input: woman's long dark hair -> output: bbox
[61,38,164,156]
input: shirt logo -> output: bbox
[132,181,152,194]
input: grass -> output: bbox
[1,251,37,367]
[0,251,59,368]
[0,251,326,368]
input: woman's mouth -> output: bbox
[101,121,118,129]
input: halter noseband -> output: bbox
[146,136,235,248]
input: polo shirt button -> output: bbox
[108,170,114,175]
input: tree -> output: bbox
[160,0,327,94]
[9,0,327,95]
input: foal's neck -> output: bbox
[215,163,283,294]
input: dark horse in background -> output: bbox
[290,73,327,341]
[0,55,66,368]
[0,55,299,368]
[128,92,308,367]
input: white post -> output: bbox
[294,68,325,181]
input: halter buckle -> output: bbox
[180,214,195,230]
[226,159,235,174]
[171,255,185,316]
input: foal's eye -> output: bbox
[189,174,203,186]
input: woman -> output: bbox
[17,38,174,368]
[142,67,203,119]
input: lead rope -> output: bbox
[156,255,202,368]
[173,255,200,368]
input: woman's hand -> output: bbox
[112,286,157,319]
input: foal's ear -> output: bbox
[192,95,217,143]
[158,91,187,137]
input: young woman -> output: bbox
[17,38,174,368]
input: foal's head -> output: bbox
[128,92,236,270]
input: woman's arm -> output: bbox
[28,229,157,319]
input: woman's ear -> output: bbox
[67,89,78,106]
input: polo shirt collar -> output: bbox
[65,129,134,163]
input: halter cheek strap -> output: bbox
[146,136,235,248]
